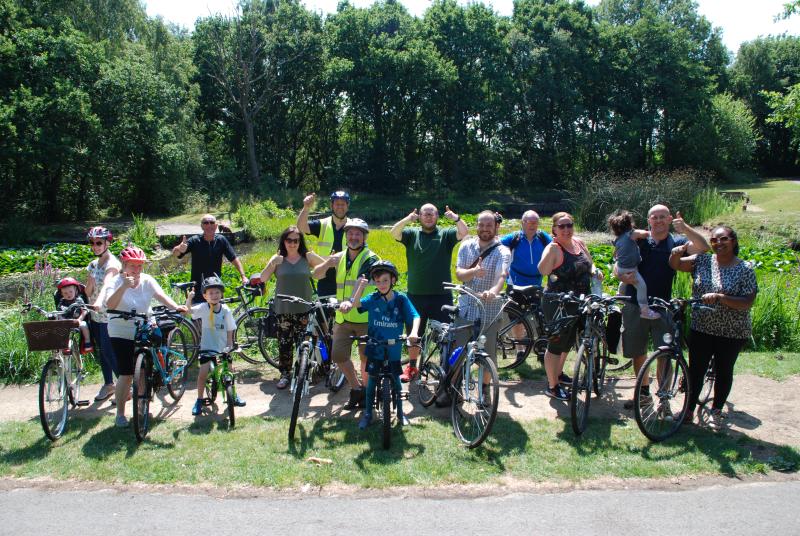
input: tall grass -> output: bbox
[125,214,159,253]
[234,200,296,241]
[685,187,737,225]
[751,272,800,350]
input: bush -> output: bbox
[124,214,159,254]
[234,200,296,241]
[571,169,734,231]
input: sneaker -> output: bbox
[81,342,94,355]
[358,412,373,430]
[114,415,129,428]
[657,400,673,421]
[708,408,724,430]
[545,385,569,401]
[276,375,290,390]
[233,395,246,407]
[399,364,419,383]
[558,373,572,385]
[94,384,115,402]
[344,388,364,410]
[191,398,203,416]
[640,307,661,320]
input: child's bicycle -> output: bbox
[275,294,341,441]
[351,335,417,449]
[107,309,190,442]
[196,347,241,429]
[22,302,92,441]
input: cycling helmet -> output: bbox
[369,260,399,281]
[330,190,351,203]
[343,218,369,234]
[119,246,147,264]
[86,226,113,241]
[201,275,225,293]
[57,277,82,290]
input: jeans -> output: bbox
[89,320,118,384]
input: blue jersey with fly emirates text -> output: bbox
[357,291,419,361]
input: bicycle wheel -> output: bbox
[170,315,200,367]
[606,357,633,373]
[132,352,153,442]
[698,361,715,407]
[67,332,83,407]
[417,343,445,408]
[206,374,218,403]
[592,335,610,396]
[495,305,533,370]
[237,308,278,367]
[634,350,690,442]
[450,353,499,448]
[225,384,236,430]
[165,329,189,402]
[382,375,392,450]
[289,345,309,441]
[570,342,593,436]
[39,358,68,441]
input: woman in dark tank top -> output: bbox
[537,212,601,401]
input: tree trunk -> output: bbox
[243,111,261,189]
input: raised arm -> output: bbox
[390,209,418,241]
[672,211,709,255]
[296,193,315,235]
[312,252,341,279]
[443,205,469,241]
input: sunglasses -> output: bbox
[710,236,732,244]
[556,222,574,229]
[89,241,105,246]
[285,237,300,244]
[201,220,216,225]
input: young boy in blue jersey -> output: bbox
[339,260,420,429]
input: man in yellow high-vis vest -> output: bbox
[297,190,350,297]
[313,218,379,409]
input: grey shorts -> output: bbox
[453,317,500,363]
[620,301,673,359]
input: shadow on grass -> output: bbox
[0,416,104,465]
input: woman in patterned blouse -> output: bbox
[669,225,757,429]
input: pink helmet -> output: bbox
[119,246,147,264]
[57,277,82,290]
[87,226,113,241]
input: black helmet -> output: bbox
[330,190,351,203]
[369,260,399,281]
[201,276,225,293]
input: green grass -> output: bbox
[718,179,800,248]
[735,352,800,380]
[1,415,796,488]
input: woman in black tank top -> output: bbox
[536,212,600,400]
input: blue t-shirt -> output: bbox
[500,230,552,286]
[628,234,688,301]
[357,291,419,361]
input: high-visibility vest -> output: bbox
[335,247,378,324]
[317,216,336,258]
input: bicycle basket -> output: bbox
[22,320,79,351]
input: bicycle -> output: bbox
[276,294,343,441]
[415,282,501,449]
[196,347,241,429]
[108,308,190,442]
[22,302,92,441]
[495,284,549,370]
[563,292,630,435]
[633,297,712,442]
[352,335,415,449]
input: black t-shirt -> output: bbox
[308,218,346,297]
[179,235,236,302]
[628,234,688,301]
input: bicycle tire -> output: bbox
[634,350,690,442]
[698,362,715,407]
[166,331,189,401]
[206,375,218,403]
[67,332,83,407]
[570,342,593,436]
[39,358,68,441]
[289,345,309,441]
[592,335,609,397]
[495,305,534,370]
[451,353,499,449]
[236,307,278,367]
[225,383,236,430]
[170,314,200,367]
[132,352,153,442]
[417,344,445,408]
[606,357,633,373]
[382,375,392,450]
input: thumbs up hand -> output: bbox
[444,205,459,222]
[178,235,188,253]
[473,258,486,279]
[672,211,688,233]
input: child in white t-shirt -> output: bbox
[185,276,245,416]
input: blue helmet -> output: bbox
[330,190,351,203]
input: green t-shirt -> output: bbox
[400,226,459,295]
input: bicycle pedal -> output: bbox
[76,400,90,407]
[399,391,409,400]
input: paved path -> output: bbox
[2,373,799,446]
[2,479,799,535]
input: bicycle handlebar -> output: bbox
[349,334,419,347]
[22,301,90,320]
[277,294,338,309]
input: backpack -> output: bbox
[508,230,548,251]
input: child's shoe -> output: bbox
[358,411,373,430]
[233,395,246,407]
[640,307,661,320]
[81,342,94,354]
[191,398,203,416]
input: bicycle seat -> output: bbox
[441,304,459,316]
[172,282,195,292]
[509,285,543,305]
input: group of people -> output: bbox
[53,190,758,431]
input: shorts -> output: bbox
[408,294,453,334]
[541,296,580,355]
[331,321,367,364]
[198,352,218,365]
[365,358,402,376]
[620,301,673,359]
[452,317,500,363]
[110,337,136,376]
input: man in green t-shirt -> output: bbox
[390,203,469,381]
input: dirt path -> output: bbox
[2,372,798,446]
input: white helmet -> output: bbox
[343,218,369,234]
